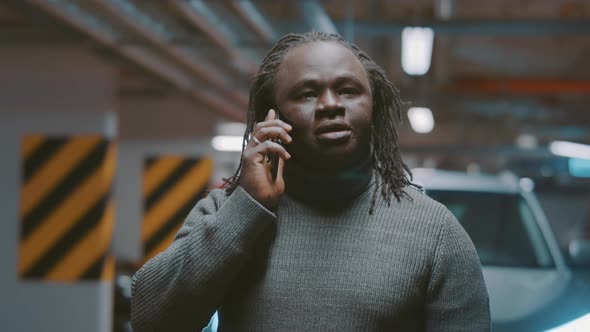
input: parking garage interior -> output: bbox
[0,1,589,331]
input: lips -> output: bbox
[315,121,352,141]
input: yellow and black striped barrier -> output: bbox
[19,135,116,282]
[141,156,212,261]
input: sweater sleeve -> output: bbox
[425,209,491,332]
[130,186,276,332]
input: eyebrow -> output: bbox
[287,74,366,94]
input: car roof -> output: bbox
[411,168,521,193]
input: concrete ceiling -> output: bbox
[1,0,589,185]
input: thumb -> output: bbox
[276,156,286,182]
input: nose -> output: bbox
[316,89,344,115]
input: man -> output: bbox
[131,32,490,331]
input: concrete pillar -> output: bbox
[0,47,116,332]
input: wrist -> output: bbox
[235,185,278,215]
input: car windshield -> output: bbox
[427,190,554,268]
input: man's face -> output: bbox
[274,41,373,170]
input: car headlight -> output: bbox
[545,313,590,332]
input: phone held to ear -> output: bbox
[269,111,282,181]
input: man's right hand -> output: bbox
[240,109,292,209]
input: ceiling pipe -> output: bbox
[277,19,590,36]
[228,0,278,44]
[297,1,339,34]
[170,0,258,75]
[30,0,245,121]
[329,19,590,36]
[91,0,248,108]
[454,78,590,95]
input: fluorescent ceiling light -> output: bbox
[211,135,243,152]
[408,107,435,133]
[436,0,453,20]
[549,140,590,160]
[402,27,434,76]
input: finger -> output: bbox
[253,119,292,132]
[247,129,289,150]
[253,140,291,161]
[247,135,262,150]
[265,109,275,121]
[254,127,292,144]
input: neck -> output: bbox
[283,156,374,207]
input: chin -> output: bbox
[290,138,369,169]
[315,147,369,170]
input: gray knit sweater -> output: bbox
[131,185,490,331]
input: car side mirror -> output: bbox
[568,239,590,267]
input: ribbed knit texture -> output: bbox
[131,185,490,331]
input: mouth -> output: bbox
[315,121,352,142]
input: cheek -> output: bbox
[283,105,312,130]
[350,100,373,132]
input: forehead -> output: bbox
[275,41,369,84]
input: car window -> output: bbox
[427,190,555,268]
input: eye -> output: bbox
[339,87,359,96]
[298,90,317,100]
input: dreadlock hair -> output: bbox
[223,31,418,214]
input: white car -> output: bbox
[412,168,590,332]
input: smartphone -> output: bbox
[269,111,282,181]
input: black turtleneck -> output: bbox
[282,156,374,207]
